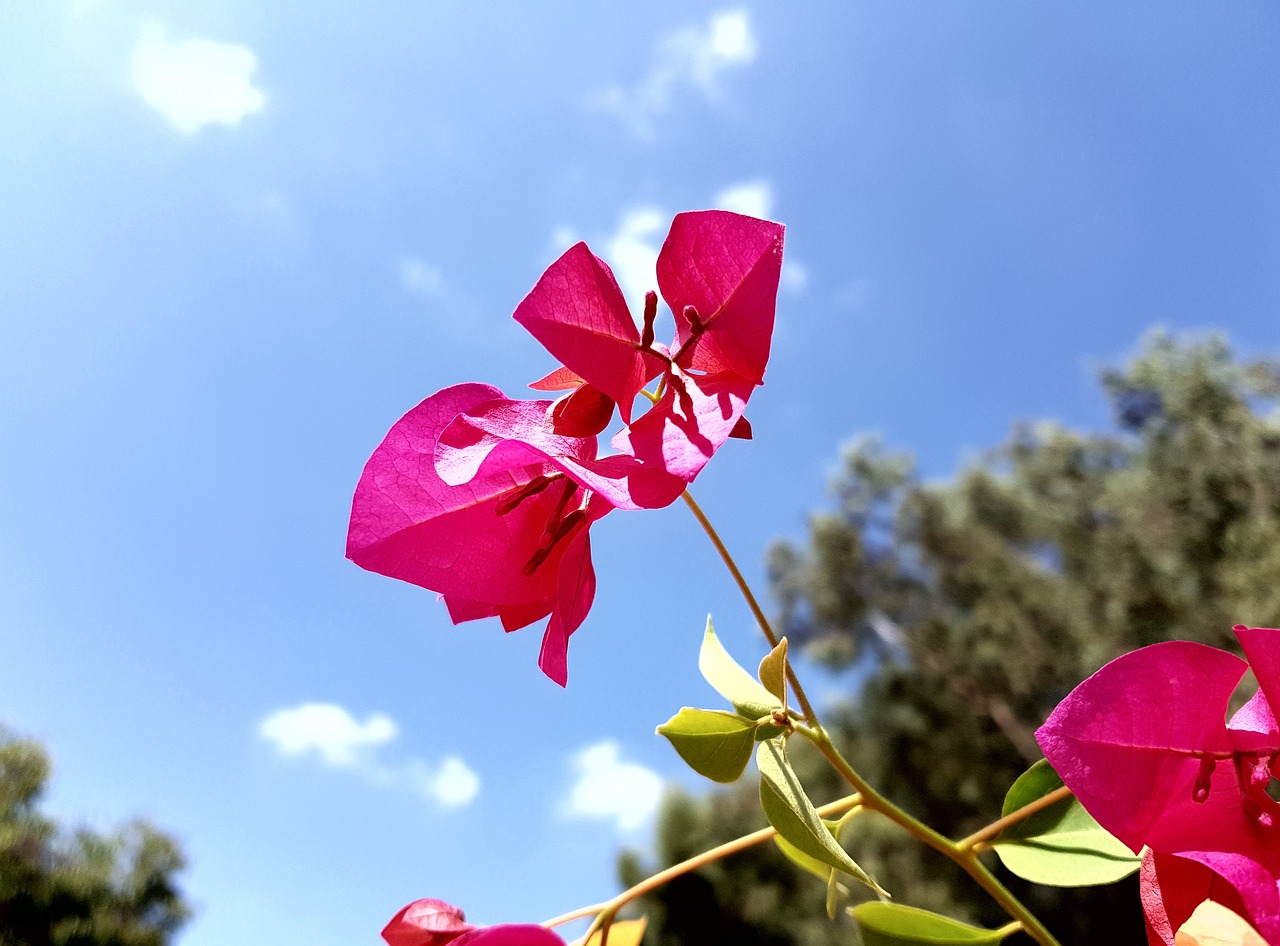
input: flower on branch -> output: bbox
[1036,625,1279,944]
[347,211,783,684]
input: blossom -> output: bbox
[381,898,565,946]
[348,210,784,682]
[346,383,610,686]
[1036,626,1280,944]
[513,209,783,506]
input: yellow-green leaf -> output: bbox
[756,736,886,897]
[1175,900,1267,946]
[758,637,788,706]
[992,759,1140,887]
[698,617,780,718]
[657,708,756,783]
[580,917,647,946]
[852,903,1010,945]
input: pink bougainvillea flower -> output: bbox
[513,210,783,502]
[1037,626,1280,944]
[347,383,612,686]
[382,899,565,946]
[349,211,783,681]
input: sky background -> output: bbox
[2,2,1279,944]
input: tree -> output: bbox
[621,333,1280,944]
[0,729,189,946]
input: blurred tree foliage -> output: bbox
[0,730,189,946]
[621,334,1280,944]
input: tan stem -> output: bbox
[956,785,1074,852]
[679,490,819,724]
[540,794,863,929]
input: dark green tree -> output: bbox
[0,730,189,946]
[622,333,1280,944]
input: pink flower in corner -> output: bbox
[347,383,612,686]
[1036,625,1280,944]
[382,899,565,946]
[513,209,784,506]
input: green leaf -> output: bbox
[991,759,1140,887]
[754,723,787,742]
[657,708,757,783]
[758,637,788,706]
[773,833,833,883]
[852,903,1010,945]
[698,617,781,718]
[756,736,886,897]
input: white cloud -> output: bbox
[258,703,396,768]
[131,22,265,135]
[549,227,580,254]
[781,261,808,293]
[713,180,773,219]
[258,703,479,809]
[406,756,481,808]
[593,9,758,139]
[603,207,666,314]
[400,257,443,298]
[561,741,663,834]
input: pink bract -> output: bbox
[347,383,608,686]
[1036,625,1280,943]
[513,210,783,497]
[381,899,564,946]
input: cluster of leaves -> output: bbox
[623,333,1280,944]
[0,729,189,946]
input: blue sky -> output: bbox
[1,2,1278,944]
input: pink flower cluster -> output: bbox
[1038,625,1279,943]
[347,211,784,685]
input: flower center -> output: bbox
[495,473,562,516]
[520,480,589,576]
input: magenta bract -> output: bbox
[347,384,607,686]
[513,210,783,503]
[382,898,475,946]
[381,899,564,946]
[1037,626,1280,943]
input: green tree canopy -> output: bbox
[0,730,189,946]
[622,333,1280,944]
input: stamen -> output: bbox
[641,291,657,349]
[684,305,703,335]
[495,474,560,515]
[1192,756,1215,803]
[520,482,584,576]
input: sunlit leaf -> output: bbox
[656,708,756,783]
[758,638,788,706]
[1174,900,1267,946]
[756,736,885,896]
[992,760,1140,887]
[852,903,1010,945]
[773,833,833,883]
[699,617,781,718]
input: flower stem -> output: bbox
[798,726,1063,946]
[956,785,1074,853]
[540,794,863,930]
[683,492,1063,946]
[679,489,819,724]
